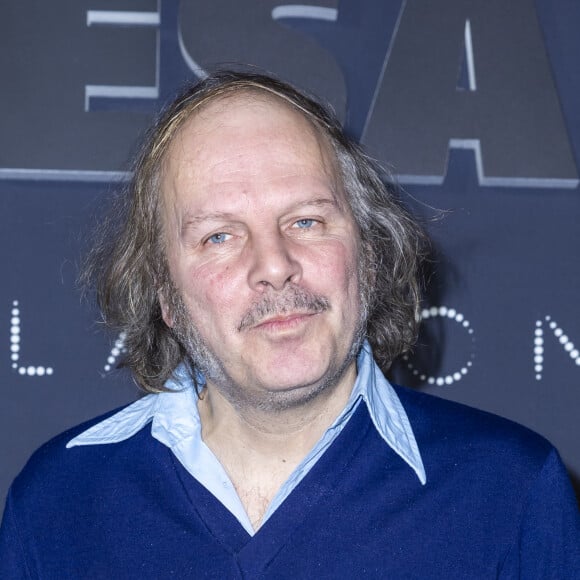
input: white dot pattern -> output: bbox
[402,306,476,386]
[104,332,127,372]
[10,300,54,376]
[534,316,580,380]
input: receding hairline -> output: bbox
[157,84,349,209]
[154,81,337,180]
[176,80,333,131]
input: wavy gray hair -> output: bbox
[82,70,428,393]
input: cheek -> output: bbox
[166,245,245,329]
[306,244,361,339]
[185,263,245,322]
[310,242,359,294]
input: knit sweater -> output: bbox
[1,386,579,579]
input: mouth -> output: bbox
[251,311,320,332]
[237,287,330,332]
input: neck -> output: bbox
[199,361,356,457]
[197,361,357,530]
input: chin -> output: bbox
[251,376,334,413]
[254,353,354,404]
[254,348,329,385]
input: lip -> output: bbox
[252,312,318,332]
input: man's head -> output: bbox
[86,71,427,395]
[158,90,364,411]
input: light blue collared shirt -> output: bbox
[68,342,426,535]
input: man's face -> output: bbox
[160,93,363,411]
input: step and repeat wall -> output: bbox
[2,0,580,508]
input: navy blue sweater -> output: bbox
[1,386,579,578]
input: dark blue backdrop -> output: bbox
[2,0,579,510]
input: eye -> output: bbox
[206,232,231,245]
[294,218,316,229]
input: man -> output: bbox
[1,71,578,578]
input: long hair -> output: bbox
[82,70,428,393]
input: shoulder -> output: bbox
[1,401,179,575]
[20,404,128,463]
[8,403,150,508]
[389,387,580,574]
[393,385,554,471]
[392,385,580,529]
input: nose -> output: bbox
[247,231,302,291]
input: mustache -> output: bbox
[238,285,330,331]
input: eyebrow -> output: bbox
[180,197,341,237]
[284,196,347,219]
[296,197,339,208]
[180,212,238,237]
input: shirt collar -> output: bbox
[67,341,426,485]
[353,342,426,484]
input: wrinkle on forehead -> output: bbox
[162,91,342,192]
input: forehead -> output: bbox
[160,91,341,205]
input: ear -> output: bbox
[158,289,174,328]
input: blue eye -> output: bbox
[207,232,230,244]
[295,219,315,229]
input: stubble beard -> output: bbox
[168,267,369,414]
